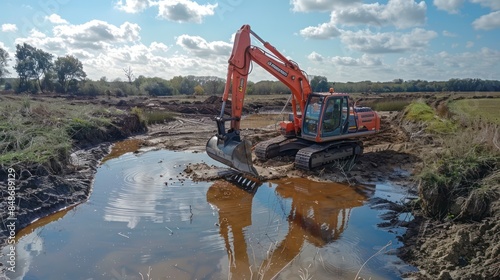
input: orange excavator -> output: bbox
[206,24,380,177]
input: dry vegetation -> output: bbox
[398,98,500,279]
[0,95,117,169]
[405,100,500,221]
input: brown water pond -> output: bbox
[2,146,416,279]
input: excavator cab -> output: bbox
[302,93,351,141]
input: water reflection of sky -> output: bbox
[1,150,416,280]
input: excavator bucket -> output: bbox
[206,135,259,177]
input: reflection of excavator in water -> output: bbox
[206,24,380,177]
[206,178,373,279]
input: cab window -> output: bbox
[321,96,349,136]
[303,96,323,135]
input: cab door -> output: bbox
[302,95,324,137]
[320,96,349,137]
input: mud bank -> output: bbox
[399,213,500,280]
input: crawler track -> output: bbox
[255,135,362,172]
[294,140,362,171]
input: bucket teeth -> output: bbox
[225,172,261,193]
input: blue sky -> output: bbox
[0,0,499,82]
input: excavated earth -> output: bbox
[1,93,499,279]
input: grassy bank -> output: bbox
[404,100,499,221]
[0,95,142,171]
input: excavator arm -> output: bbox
[207,24,312,176]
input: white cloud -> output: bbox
[30,29,47,39]
[439,48,499,78]
[307,51,324,62]
[316,47,500,82]
[433,0,465,14]
[45,14,69,25]
[1,24,18,32]
[115,0,219,23]
[472,10,500,30]
[330,0,427,29]
[106,44,155,64]
[52,20,141,49]
[80,45,220,81]
[299,0,427,39]
[331,54,382,66]
[340,28,437,54]
[175,34,231,57]
[381,0,427,29]
[115,0,151,13]
[155,0,217,23]
[396,48,500,80]
[299,22,341,39]
[397,54,435,67]
[470,0,500,10]
[14,21,143,62]
[331,56,359,66]
[305,53,393,82]
[291,0,361,12]
[150,41,169,53]
[8,16,235,81]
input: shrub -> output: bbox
[144,110,175,124]
[131,106,147,127]
[78,82,101,96]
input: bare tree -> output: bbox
[123,66,134,84]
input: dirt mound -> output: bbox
[203,95,221,104]
[399,214,500,279]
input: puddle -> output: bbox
[101,139,145,163]
[1,149,416,280]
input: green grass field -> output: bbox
[449,98,500,125]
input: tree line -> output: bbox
[1,43,499,96]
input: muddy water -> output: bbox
[2,144,415,280]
